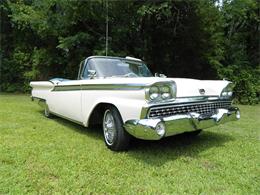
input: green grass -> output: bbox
[0,94,259,194]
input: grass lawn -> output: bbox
[0,94,259,194]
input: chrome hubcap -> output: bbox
[103,110,116,145]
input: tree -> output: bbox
[218,0,260,103]
[0,0,258,103]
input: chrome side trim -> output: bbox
[52,83,147,91]
[53,85,81,91]
[147,96,220,106]
[81,84,145,90]
[174,96,219,103]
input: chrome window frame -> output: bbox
[79,56,149,80]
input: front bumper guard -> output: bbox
[124,107,240,140]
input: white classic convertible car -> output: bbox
[30,56,240,151]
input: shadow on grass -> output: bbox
[128,131,234,166]
[37,110,103,140]
[38,110,234,165]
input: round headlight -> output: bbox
[149,86,159,100]
[160,85,172,100]
[222,92,228,96]
[161,93,171,99]
[160,86,170,93]
[150,93,159,100]
[150,86,159,94]
[221,83,234,99]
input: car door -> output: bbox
[47,60,89,123]
[47,79,83,123]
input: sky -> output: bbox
[215,0,224,7]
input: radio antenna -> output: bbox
[105,0,108,56]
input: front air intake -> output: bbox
[148,101,232,118]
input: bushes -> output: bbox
[218,0,260,104]
[218,65,259,104]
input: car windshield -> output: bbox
[86,58,153,78]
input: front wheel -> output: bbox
[103,106,130,151]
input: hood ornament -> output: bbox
[199,88,205,95]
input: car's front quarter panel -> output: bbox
[82,89,147,126]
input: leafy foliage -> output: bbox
[0,0,259,103]
[219,0,260,104]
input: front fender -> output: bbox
[81,90,146,127]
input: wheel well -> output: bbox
[88,103,118,127]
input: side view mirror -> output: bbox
[88,70,96,79]
[155,73,167,78]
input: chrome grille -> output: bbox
[148,101,232,118]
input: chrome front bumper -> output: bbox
[124,107,240,140]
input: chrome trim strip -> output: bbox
[81,84,145,90]
[142,96,221,109]
[52,84,147,91]
[85,56,145,64]
[53,85,81,91]
[148,96,220,105]
[175,96,219,101]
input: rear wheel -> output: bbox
[103,106,130,151]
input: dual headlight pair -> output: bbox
[147,82,233,101]
[220,83,234,99]
[147,82,176,102]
